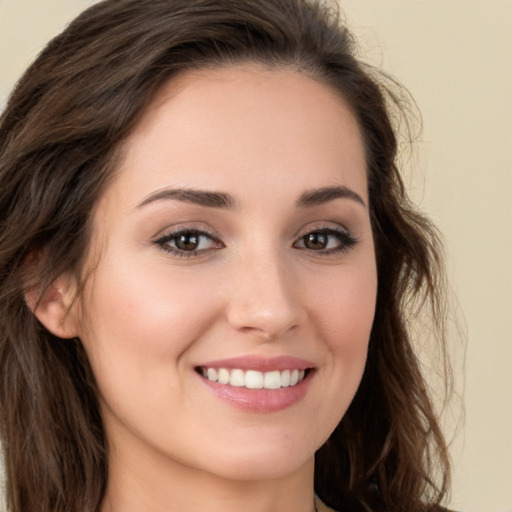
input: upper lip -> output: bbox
[197,355,314,372]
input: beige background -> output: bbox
[0,1,510,511]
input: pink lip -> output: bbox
[197,355,314,372]
[195,356,315,413]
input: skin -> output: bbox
[41,65,377,512]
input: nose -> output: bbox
[225,249,304,341]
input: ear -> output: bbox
[25,273,80,339]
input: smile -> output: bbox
[198,367,307,389]
[195,356,315,412]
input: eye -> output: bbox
[294,227,357,254]
[154,229,223,257]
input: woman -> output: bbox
[0,1,451,511]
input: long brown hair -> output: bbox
[0,1,450,511]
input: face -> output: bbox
[75,65,377,483]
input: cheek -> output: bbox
[309,260,377,349]
[330,281,375,353]
[283,256,377,449]
[77,254,222,393]
[305,255,377,403]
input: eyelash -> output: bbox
[154,228,223,258]
[294,227,358,255]
[153,226,358,258]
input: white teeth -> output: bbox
[229,369,245,387]
[200,367,308,389]
[218,368,230,384]
[281,369,291,387]
[245,370,264,389]
[263,370,281,389]
[206,368,218,381]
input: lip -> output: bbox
[197,355,314,372]
[195,356,315,413]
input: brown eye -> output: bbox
[155,229,224,256]
[303,232,328,250]
[293,228,358,254]
[175,233,200,251]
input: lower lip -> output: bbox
[198,371,313,413]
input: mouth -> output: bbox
[195,366,311,390]
[194,356,315,412]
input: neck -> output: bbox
[100,429,316,512]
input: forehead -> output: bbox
[101,64,367,214]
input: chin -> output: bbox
[187,433,318,482]
[204,453,313,482]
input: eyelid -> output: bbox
[152,224,224,257]
[293,223,359,254]
[151,220,215,239]
[150,221,358,259]
[294,221,352,240]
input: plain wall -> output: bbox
[0,1,511,511]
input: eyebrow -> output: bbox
[137,188,237,209]
[137,184,365,210]
[296,185,366,208]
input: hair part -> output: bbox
[0,1,451,511]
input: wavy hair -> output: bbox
[0,1,450,511]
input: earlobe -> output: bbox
[25,274,80,339]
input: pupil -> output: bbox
[176,233,199,251]
[305,233,327,250]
